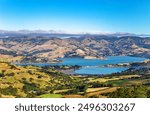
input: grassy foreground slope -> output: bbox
[0,62,150,98]
[0,62,83,98]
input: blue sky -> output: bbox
[0,0,150,34]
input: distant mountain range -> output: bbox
[0,33,150,62]
[1,29,148,37]
[0,29,66,34]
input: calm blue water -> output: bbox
[18,56,147,75]
[60,56,146,66]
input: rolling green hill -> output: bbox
[0,62,150,98]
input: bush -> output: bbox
[37,75,43,79]
[147,90,150,98]
[23,82,38,93]
[7,72,15,76]
[28,70,33,75]
[88,95,99,98]
[76,84,87,93]
[0,86,18,96]
[29,78,34,82]
[10,65,17,69]
[22,78,26,81]
[0,72,4,77]
[91,82,103,88]
[91,82,113,88]
[63,89,79,95]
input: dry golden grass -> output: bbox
[64,95,84,98]
[54,89,71,94]
[1,95,15,98]
[88,75,141,83]
[119,75,141,79]
[0,55,23,62]
[88,78,109,83]
[86,87,118,98]
[127,78,150,85]
[86,87,109,93]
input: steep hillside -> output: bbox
[0,35,149,62]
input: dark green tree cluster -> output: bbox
[23,82,38,93]
[109,85,150,98]
[64,84,88,95]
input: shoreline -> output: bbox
[60,69,76,75]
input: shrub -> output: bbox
[28,70,33,75]
[0,86,18,96]
[22,82,38,93]
[63,89,79,95]
[37,75,43,79]
[147,89,150,98]
[0,72,4,77]
[10,65,17,69]
[29,78,34,82]
[76,84,88,93]
[7,72,15,76]
[22,78,26,81]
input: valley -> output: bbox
[0,33,150,98]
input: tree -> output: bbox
[22,82,38,93]
[109,85,148,98]
[147,89,150,98]
[76,84,88,93]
